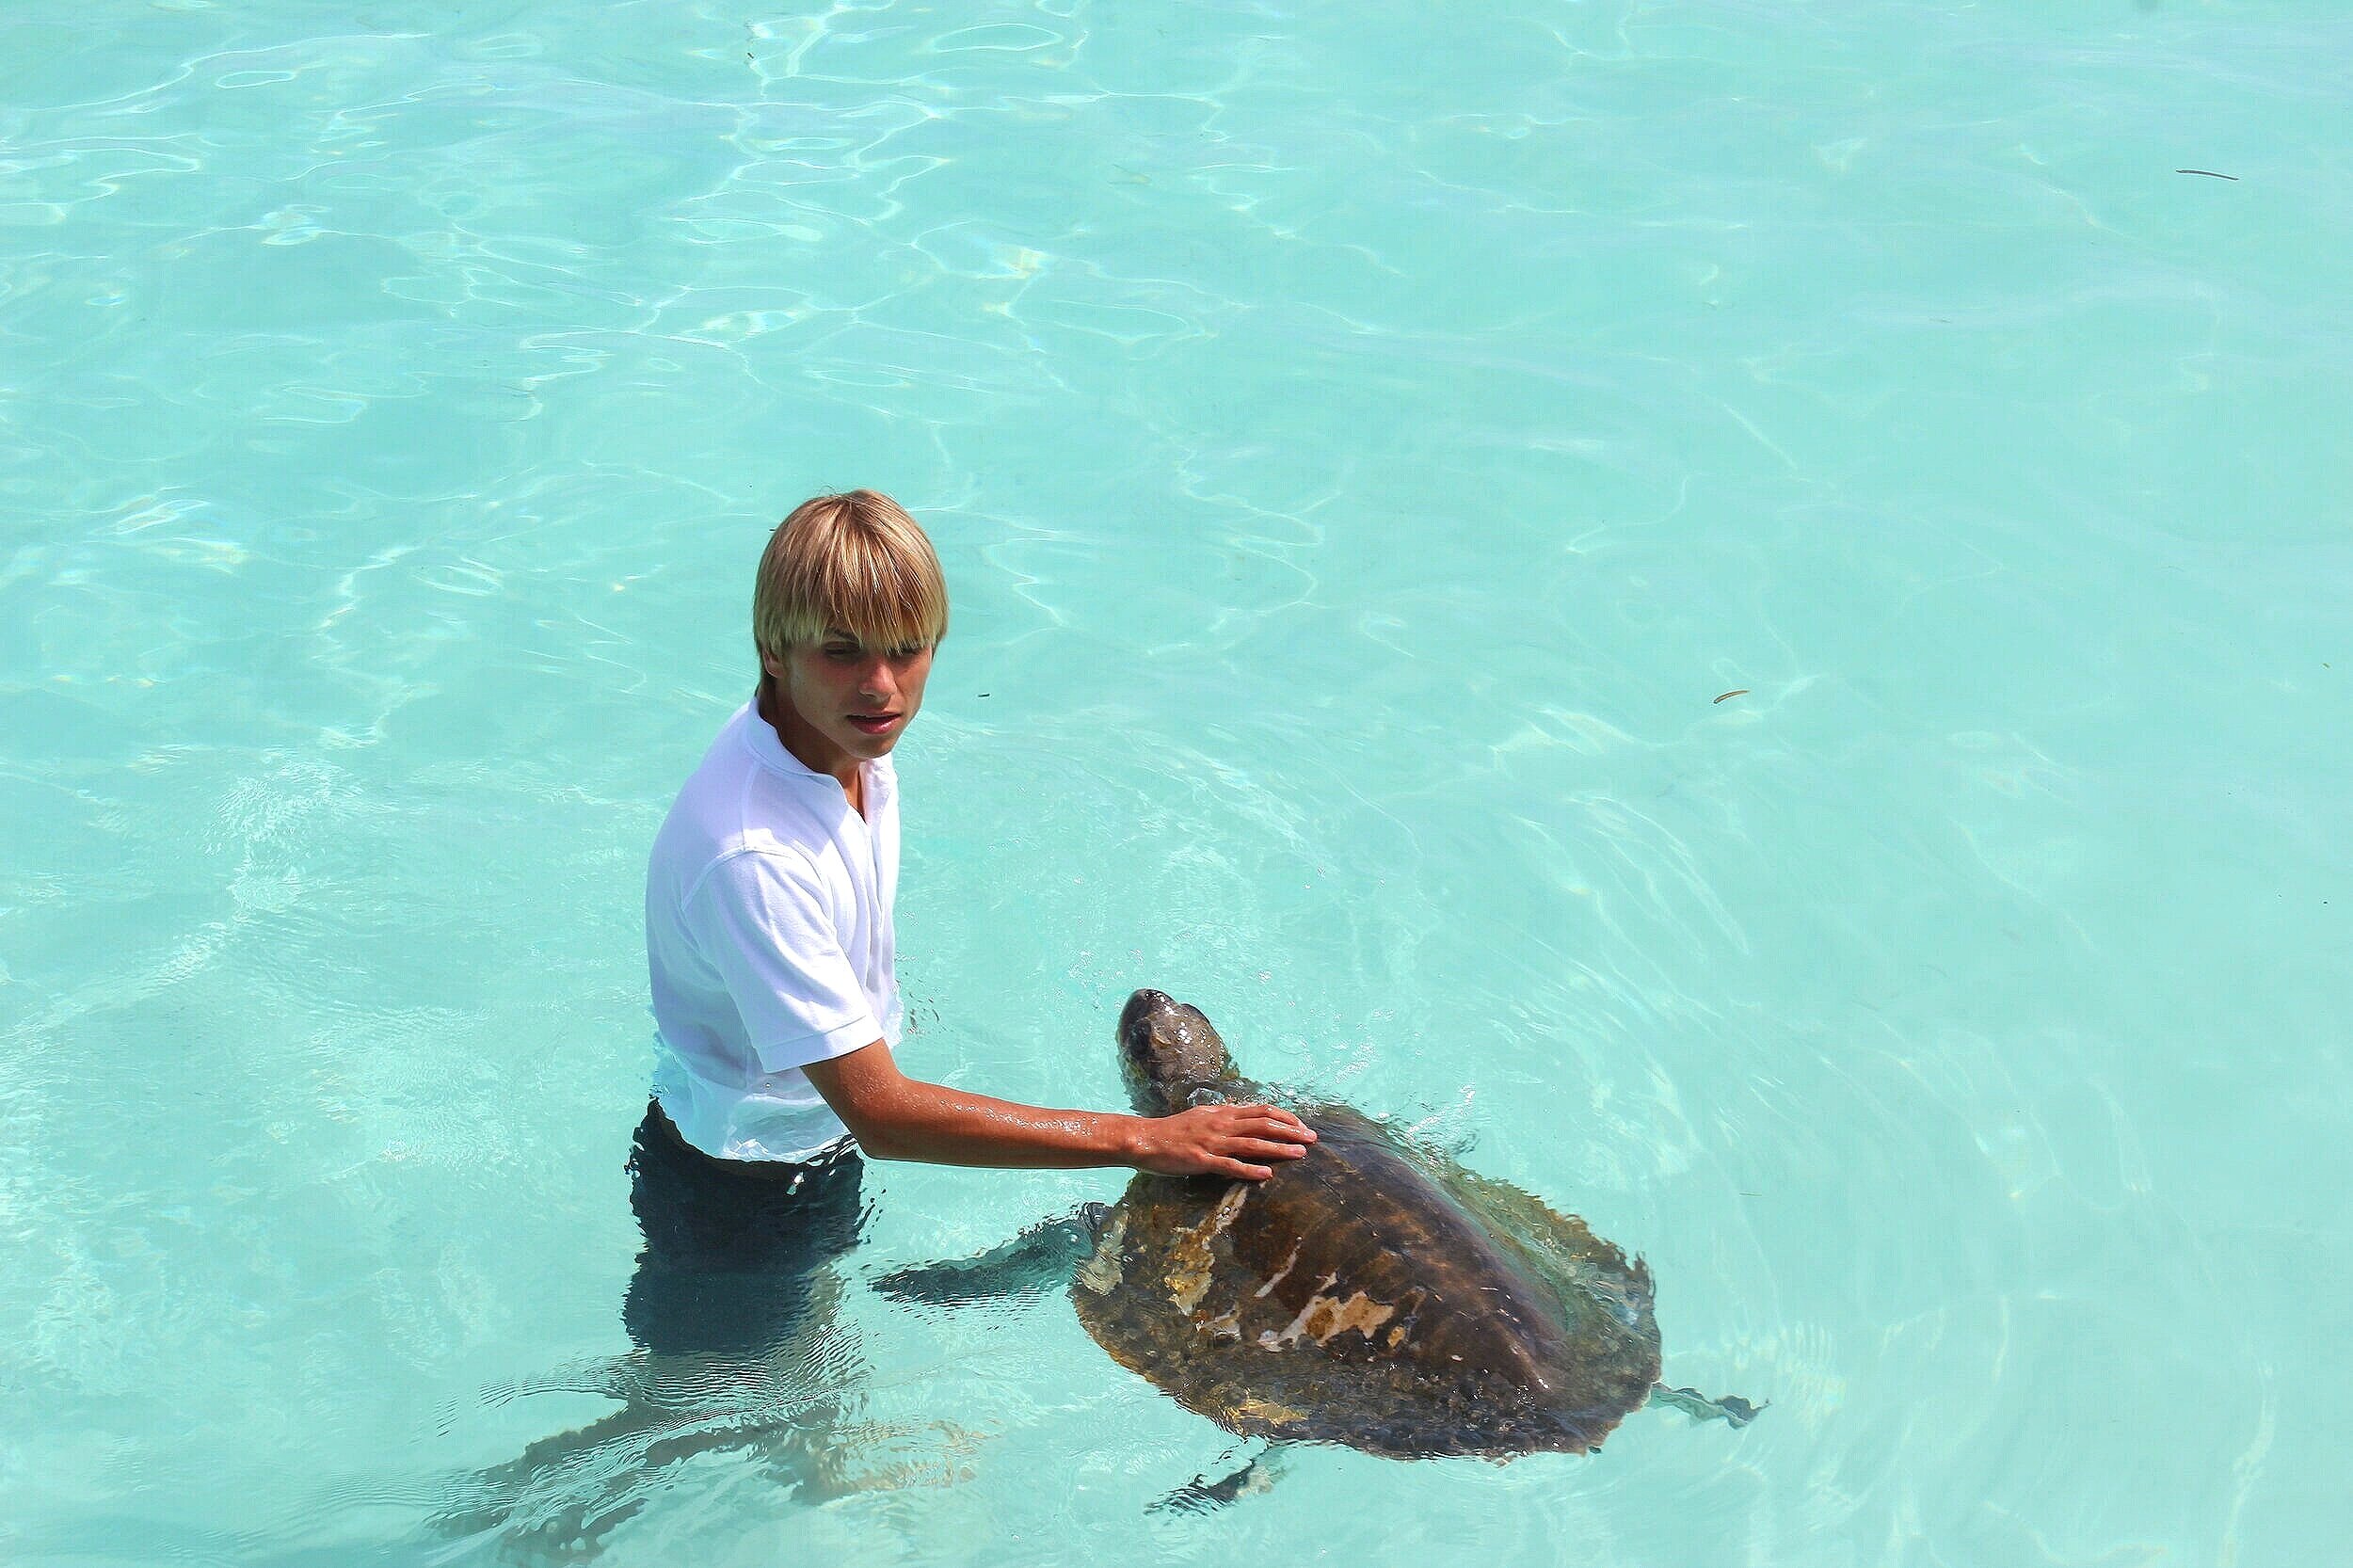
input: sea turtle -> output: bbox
[881,988,1756,1488]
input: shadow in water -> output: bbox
[428,1106,956,1562]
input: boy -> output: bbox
[632,490,1312,1352]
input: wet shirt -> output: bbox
[644,701,902,1160]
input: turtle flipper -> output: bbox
[1148,1443,1286,1514]
[1648,1382,1766,1427]
[872,1203,1110,1306]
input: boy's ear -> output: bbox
[760,650,786,680]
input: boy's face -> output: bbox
[762,629,934,772]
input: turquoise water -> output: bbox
[5,1,2348,1561]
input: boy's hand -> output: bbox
[1130,1103,1316,1181]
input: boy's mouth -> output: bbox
[847,712,900,734]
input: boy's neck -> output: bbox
[757,679,865,797]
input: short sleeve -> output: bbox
[683,850,882,1073]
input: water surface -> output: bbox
[3,3,2348,1563]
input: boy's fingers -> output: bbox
[1229,1105,1315,1139]
[1224,1137,1306,1160]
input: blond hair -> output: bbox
[752,490,949,676]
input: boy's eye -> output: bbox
[819,640,922,663]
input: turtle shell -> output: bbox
[1070,1100,1661,1458]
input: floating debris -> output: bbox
[2176,168,2239,181]
[1713,689,1750,704]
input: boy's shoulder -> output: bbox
[654,708,829,877]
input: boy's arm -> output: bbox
[803,1040,1315,1181]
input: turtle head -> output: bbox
[1117,989,1240,1114]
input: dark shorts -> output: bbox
[621,1102,868,1357]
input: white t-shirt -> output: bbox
[644,701,904,1161]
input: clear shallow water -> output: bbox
[4,1,2348,1562]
